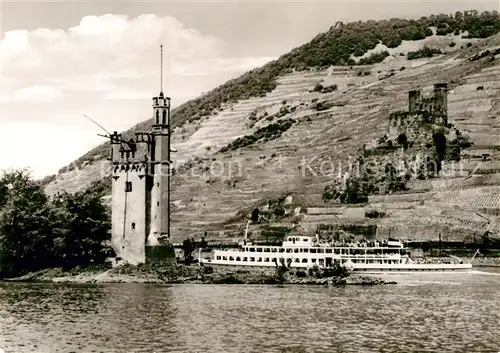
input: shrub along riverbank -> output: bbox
[0,170,113,279]
[3,262,395,285]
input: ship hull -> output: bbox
[200,259,473,273]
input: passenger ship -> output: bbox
[200,227,474,274]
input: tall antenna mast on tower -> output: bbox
[160,44,164,94]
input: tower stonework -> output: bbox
[408,90,421,113]
[433,83,448,126]
[110,91,174,265]
[387,82,449,142]
[110,132,153,265]
[147,92,173,258]
[405,83,447,125]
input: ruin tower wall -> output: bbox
[389,83,449,139]
[408,90,422,113]
[433,83,448,125]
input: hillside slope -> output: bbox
[46,12,500,243]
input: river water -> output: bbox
[1,269,499,353]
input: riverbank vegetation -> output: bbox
[4,260,393,285]
[0,170,113,278]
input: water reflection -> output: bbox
[0,283,181,353]
[95,284,180,352]
[1,271,500,353]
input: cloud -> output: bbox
[45,74,116,92]
[0,13,277,177]
[0,85,64,102]
[102,88,152,100]
[0,14,271,104]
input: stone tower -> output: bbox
[406,83,448,125]
[148,91,172,249]
[408,90,421,113]
[110,131,153,265]
[433,83,448,125]
[110,46,174,265]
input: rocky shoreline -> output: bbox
[4,255,500,285]
[3,263,395,286]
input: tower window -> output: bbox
[156,110,160,125]
[162,110,167,125]
[125,181,132,192]
[131,223,135,230]
[157,182,159,187]
[157,201,160,206]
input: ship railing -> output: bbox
[213,246,404,252]
[213,247,402,252]
[213,249,402,259]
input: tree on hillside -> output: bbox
[50,190,112,269]
[432,130,447,174]
[0,170,52,276]
[397,133,409,149]
[384,163,408,193]
[182,238,197,265]
[251,208,259,223]
[199,235,208,249]
[481,231,492,252]
[0,170,113,277]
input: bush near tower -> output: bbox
[0,169,113,278]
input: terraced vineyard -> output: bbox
[45,25,500,244]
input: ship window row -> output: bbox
[246,247,335,253]
[245,247,282,253]
[215,256,400,264]
[244,247,400,255]
[216,256,313,263]
[243,247,395,255]
[287,237,310,242]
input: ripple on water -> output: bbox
[1,272,500,353]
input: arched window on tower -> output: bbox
[162,110,167,125]
[156,110,160,124]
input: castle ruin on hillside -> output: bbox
[353,82,452,190]
[408,83,448,123]
[362,82,449,157]
[388,83,448,141]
